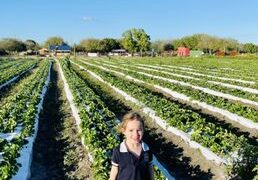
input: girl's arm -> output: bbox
[109,165,118,180]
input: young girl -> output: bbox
[109,112,154,180]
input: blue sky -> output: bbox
[1,0,258,45]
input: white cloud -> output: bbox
[82,16,95,21]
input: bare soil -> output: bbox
[29,62,92,180]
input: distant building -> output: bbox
[39,48,49,56]
[87,52,99,57]
[49,43,71,56]
[177,47,190,57]
[108,49,129,56]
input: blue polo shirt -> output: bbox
[111,141,153,180]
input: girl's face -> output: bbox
[123,120,143,145]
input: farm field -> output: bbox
[2,1,258,179]
[0,57,257,179]
[0,58,52,179]
[69,56,258,179]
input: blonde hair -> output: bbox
[119,112,144,133]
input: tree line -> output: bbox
[0,28,257,56]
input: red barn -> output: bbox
[177,47,190,57]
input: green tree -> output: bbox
[25,39,39,51]
[121,30,137,54]
[44,36,64,47]
[151,40,174,55]
[163,42,174,51]
[99,38,120,53]
[122,28,151,55]
[173,34,240,54]
[0,38,26,53]
[197,34,220,54]
[74,44,85,52]
[243,43,257,53]
[79,38,101,52]
[224,38,239,51]
[180,35,199,49]
[151,40,164,55]
[172,39,186,50]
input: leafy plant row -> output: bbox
[102,57,257,82]
[0,60,52,179]
[162,64,256,81]
[153,64,255,84]
[86,60,258,123]
[76,61,258,156]
[97,59,258,96]
[0,60,24,71]
[0,60,50,133]
[60,59,120,179]
[124,63,258,101]
[0,59,38,87]
[75,61,258,178]
[60,59,167,179]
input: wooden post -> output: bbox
[74,43,76,60]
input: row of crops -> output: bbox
[0,59,52,179]
[0,59,38,90]
[0,58,171,179]
[58,59,172,179]
[0,56,257,179]
[67,57,257,179]
[90,60,258,122]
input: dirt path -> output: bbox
[29,62,92,180]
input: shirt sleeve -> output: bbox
[111,147,119,167]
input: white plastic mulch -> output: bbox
[12,63,52,180]
[125,63,258,95]
[78,61,258,130]
[158,64,255,84]
[102,62,258,95]
[65,60,175,178]
[127,63,254,84]
[0,126,23,142]
[57,60,94,162]
[95,62,258,109]
[208,81,258,95]
[0,64,36,90]
[84,61,258,110]
[72,61,229,166]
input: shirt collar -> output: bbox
[119,140,149,152]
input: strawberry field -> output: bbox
[0,57,257,179]
[69,56,258,179]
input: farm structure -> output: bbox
[49,43,71,56]
[177,47,190,57]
